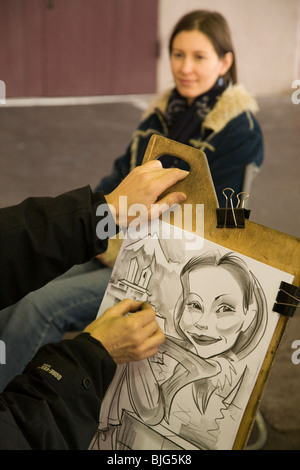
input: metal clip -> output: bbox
[217,188,251,228]
[273,281,300,317]
[222,188,237,228]
[236,192,249,209]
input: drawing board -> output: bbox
[90,135,300,450]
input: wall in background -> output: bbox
[1,0,299,98]
[0,0,158,98]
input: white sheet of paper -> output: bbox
[90,222,294,450]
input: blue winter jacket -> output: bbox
[95,85,264,207]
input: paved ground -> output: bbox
[0,93,299,450]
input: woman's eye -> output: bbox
[216,304,236,314]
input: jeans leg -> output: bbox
[0,259,112,391]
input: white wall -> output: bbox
[157,0,300,96]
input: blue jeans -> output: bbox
[0,259,112,391]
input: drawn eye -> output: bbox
[216,304,236,314]
[187,301,203,312]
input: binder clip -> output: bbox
[216,188,251,228]
[273,281,300,317]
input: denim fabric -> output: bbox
[0,259,112,391]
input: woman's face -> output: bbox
[170,30,232,105]
[179,266,253,358]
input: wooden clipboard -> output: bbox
[141,134,300,449]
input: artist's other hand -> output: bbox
[84,299,165,364]
[105,160,188,227]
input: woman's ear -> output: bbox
[220,51,233,77]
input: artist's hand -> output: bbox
[105,160,188,227]
[84,299,165,364]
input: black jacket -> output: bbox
[0,186,117,449]
[0,334,116,449]
[0,185,111,310]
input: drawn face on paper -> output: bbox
[179,266,254,358]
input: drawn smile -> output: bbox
[189,333,222,346]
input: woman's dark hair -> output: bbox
[168,10,237,84]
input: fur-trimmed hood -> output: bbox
[142,84,259,134]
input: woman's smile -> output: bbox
[188,333,222,346]
[179,78,198,86]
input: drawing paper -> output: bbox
[90,222,294,450]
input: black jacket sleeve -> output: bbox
[0,333,117,449]
[0,185,115,309]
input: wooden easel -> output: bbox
[141,134,300,449]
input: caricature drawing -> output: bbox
[89,229,288,450]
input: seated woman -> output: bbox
[0,10,263,391]
[98,10,263,205]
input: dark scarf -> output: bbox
[164,79,227,144]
